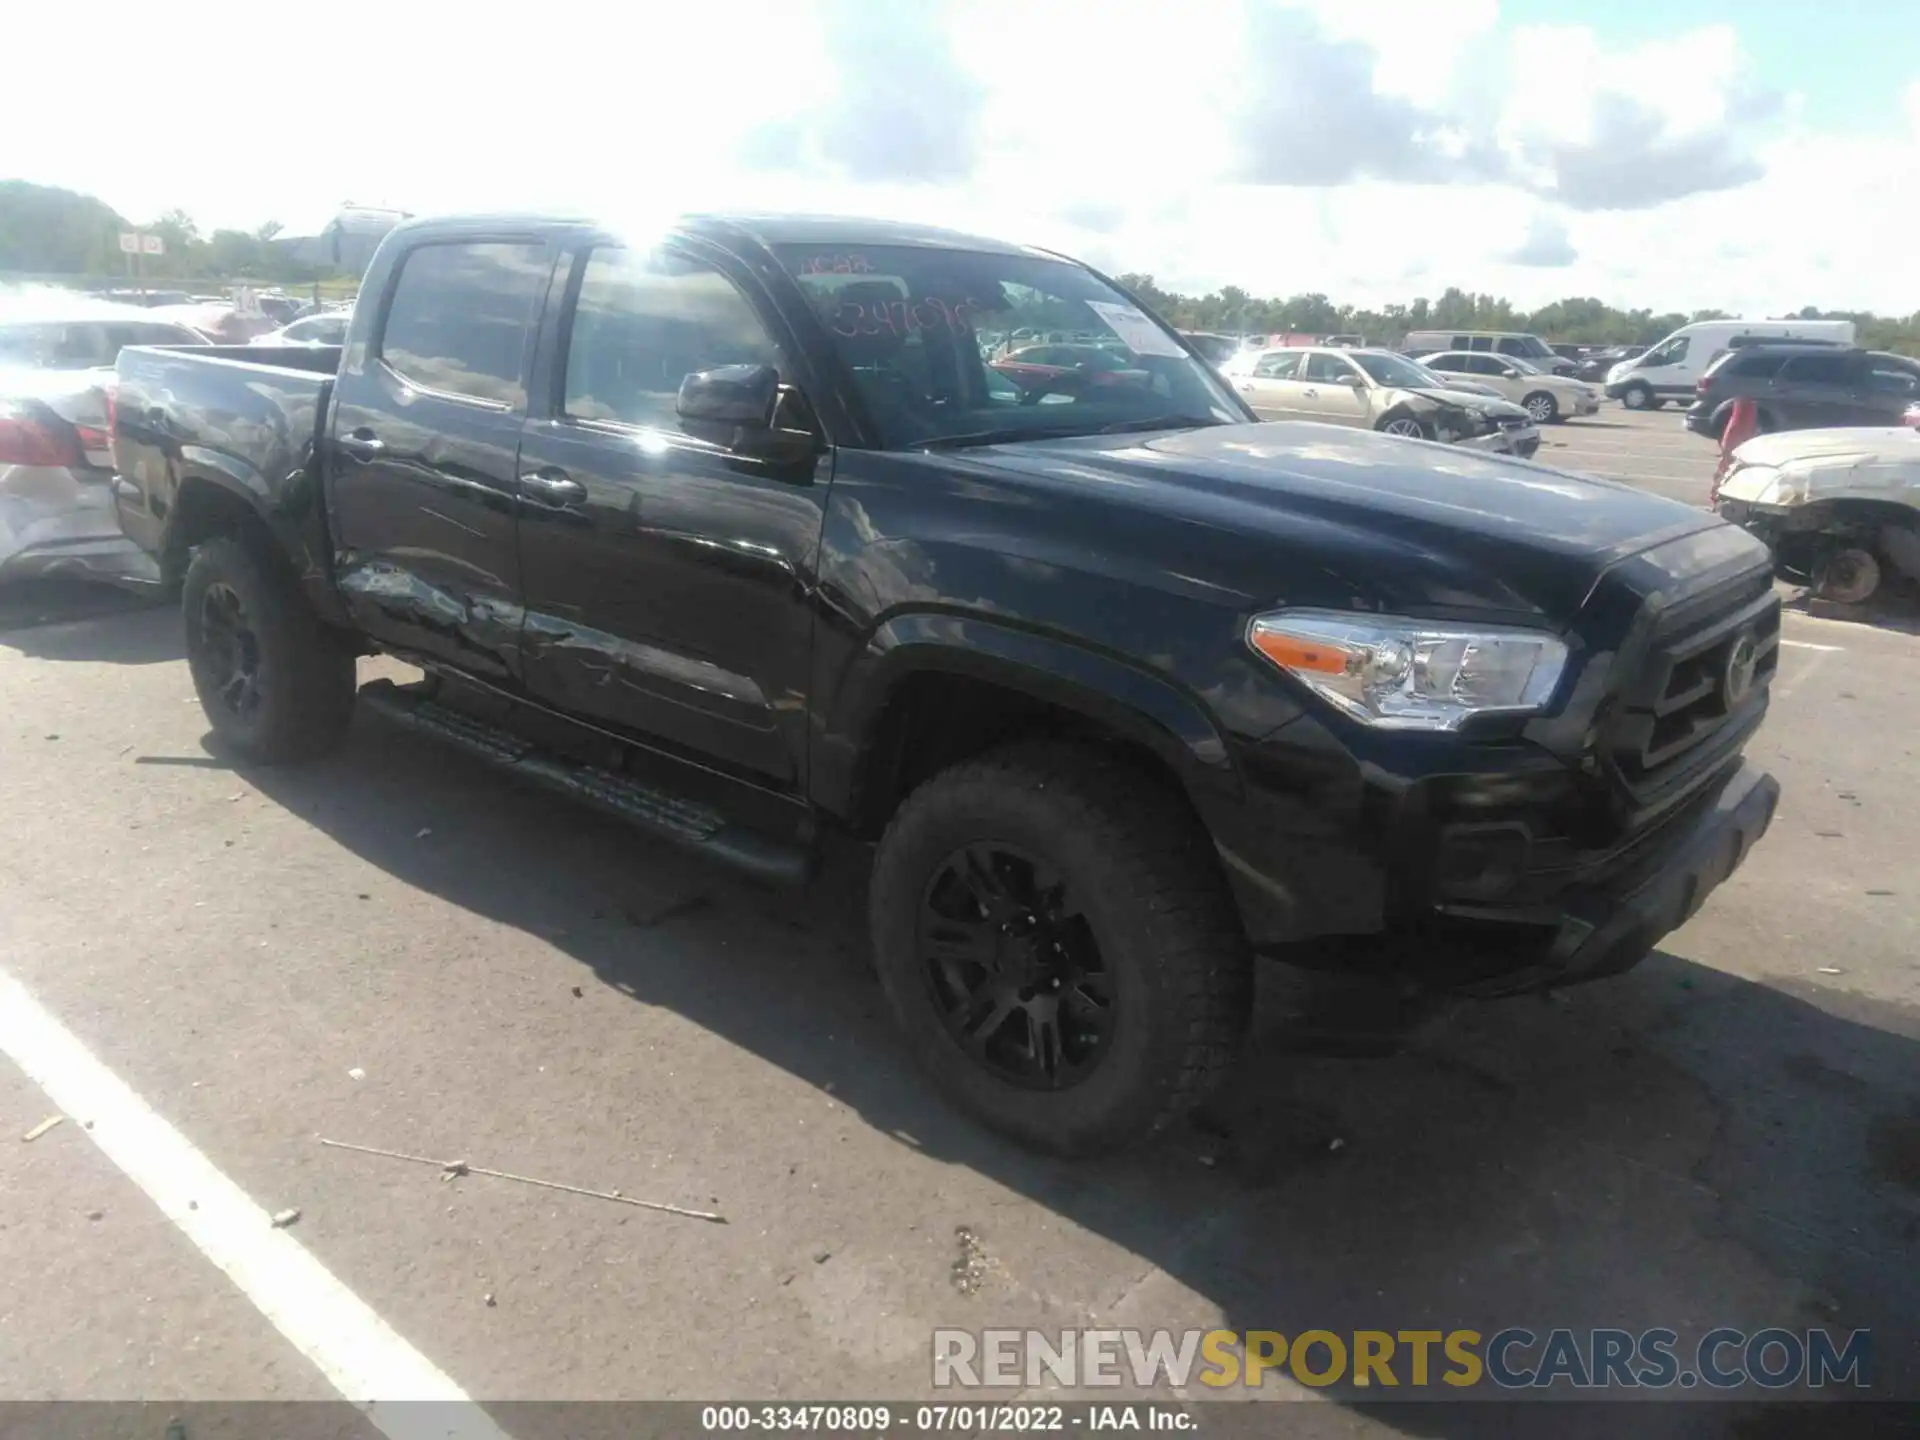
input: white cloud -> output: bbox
[1,0,1913,316]
[1503,215,1578,269]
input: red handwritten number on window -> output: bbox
[828,297,979,338]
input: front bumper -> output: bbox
[1459,423,1541,458]
[1573,396,1601,416]
[1451,761,1778,996]
[1714,499,1787,548]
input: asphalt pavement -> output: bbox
[1535,404,1724,504]
[1,408,1916,1436]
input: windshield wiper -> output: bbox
[914,413,1230,451]
[1097,414,1229,434]
[915,426,1088,451]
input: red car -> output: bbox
[990,343,1149,394]
[1904,402,1920,429]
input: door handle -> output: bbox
[1303,388,1318,397]
[519,468,586,506]
[339,429,385,459]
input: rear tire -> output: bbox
[869,743,1253,1155]
[183,534,356,763]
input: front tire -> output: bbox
[1377,414,1428,439]
[870,743,1253,1155]
[1813,546,1881,606]
[1620,383,1653,410]
[183,534,356,763]
[1523,391,1560,424]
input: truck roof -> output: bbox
[386,210,1050,259]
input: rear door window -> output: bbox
[1778,353,1852,386]
[378,241,549,406]
[1254,351,1301,379]
[1728,352,1789,380]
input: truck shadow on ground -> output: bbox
[0,582,177,664]
[234,711,1920,1437]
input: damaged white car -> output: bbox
[1715,426,1920,605]
[1,294,205,586]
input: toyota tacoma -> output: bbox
[111,213,1782,1154]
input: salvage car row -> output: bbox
[1,289,353,584]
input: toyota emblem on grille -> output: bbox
[1723,630,1759,706]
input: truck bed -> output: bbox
[110,344,342,572]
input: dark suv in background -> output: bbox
[1686,343,1920,438]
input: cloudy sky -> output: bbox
[6,0,1914,314]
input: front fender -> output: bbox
[813,609,1239,821]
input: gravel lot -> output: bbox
[2,408,1916,1434]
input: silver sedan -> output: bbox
[1,297,206,586]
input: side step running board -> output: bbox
[357,680,812,887]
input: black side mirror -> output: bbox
[678,363,780,427]
[677,364,820,470]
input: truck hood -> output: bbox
[1732,426,1920,470]
[950,421,1723,622]
[1720,427,1920,508]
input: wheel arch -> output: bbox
[824,614,1238,839]
[1374,405,1429,438]
[163,462,348,627]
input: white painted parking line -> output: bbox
[1780,639,1845,652]
[0,966,509,1440]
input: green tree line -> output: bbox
[1118,276,1920,356]
[0,180,337,284]
[6,180,1915,354]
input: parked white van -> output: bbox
[1605,319,1857,410]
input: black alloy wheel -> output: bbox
[918,842,1114,1089]
[198,581,264,720]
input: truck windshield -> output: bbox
[772,245,1243,449]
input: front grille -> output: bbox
[1605,566,1779,813]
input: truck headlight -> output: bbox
[1247,611,1569,730]
[1716,464,1801,506]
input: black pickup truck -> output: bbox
[111,213,1782,1154]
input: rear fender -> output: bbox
[167,461,347,625]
